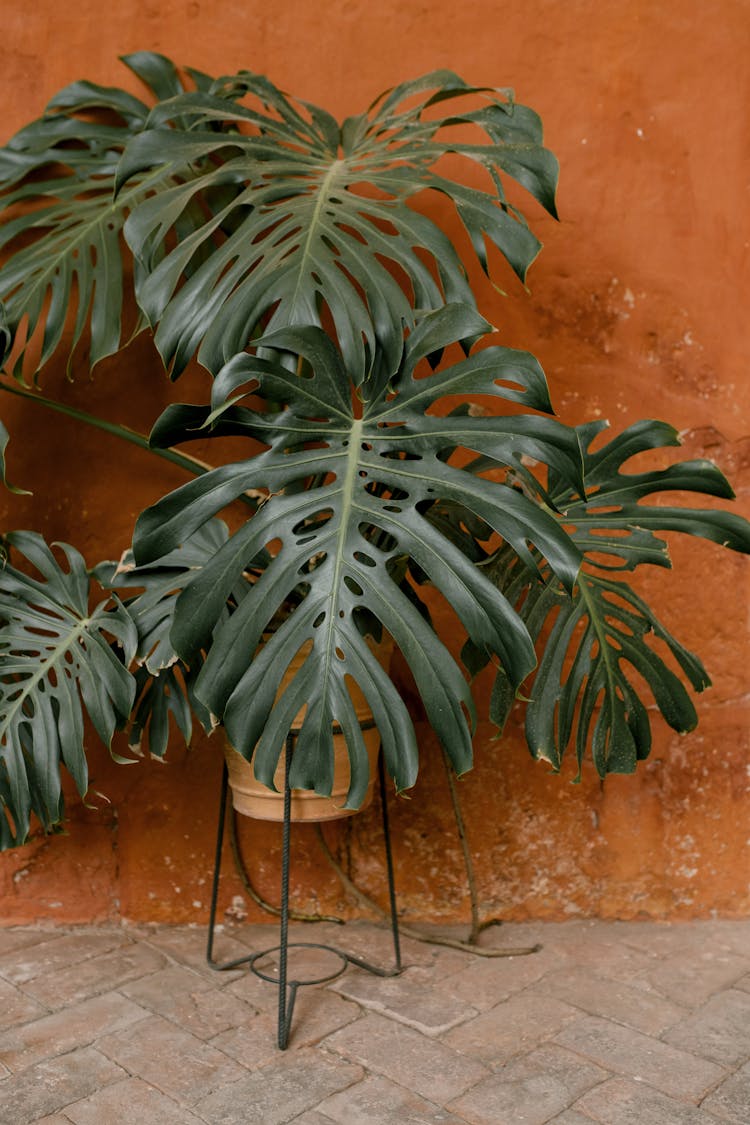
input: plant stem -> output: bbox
[439,746,511,943]
[440,745,480,943]
[229,807,344,925]
[0,379,211,479]
[313,824,540,958]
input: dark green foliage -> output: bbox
[0,53,220,379]
[0,533,136,846]
[484,421,750,777]
[132,310,583,804]
[117,69,557,380]
[0,55,747,850]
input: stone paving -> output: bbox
[0,918,748,1123]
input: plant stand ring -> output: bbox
[250,941,349,987]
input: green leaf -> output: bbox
[488,665,514,734]
[119,52,187,102]
[0,418,30,495]
[117,71,558,380]
[104,520,230,672]
[0,54,216,380]
[561,421,750,555]
[523,572,707,778]
[0,532,137,848]
[127,664,202,760]
[132,317,582,806]
[0,303,10,367]
[488,417,750,776]
[96,521,229,755]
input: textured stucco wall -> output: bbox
[1,0,748,925]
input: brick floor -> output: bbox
[0,919,747,1123]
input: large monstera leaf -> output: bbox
[0,52,218,379]
[133,309,583,807]
[0,532,136,848]
[117,69,558,380]
[486,419,750,777]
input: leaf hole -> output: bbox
[292,509,333,536]
[299,550,327,575]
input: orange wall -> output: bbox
[1,1,748,926]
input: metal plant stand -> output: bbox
[206,733,403,1049]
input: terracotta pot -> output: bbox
[223,641,388,822]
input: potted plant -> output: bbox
[0,53,748,855]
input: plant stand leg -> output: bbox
[378,748,402,973]
[277,731,294,1048]
[206,734,404,1048]
[206,759,231,969]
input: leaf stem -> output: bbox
[0,379,211,479]
[313,822,540,957]
[440,745,481,943]
[229,806,344,925]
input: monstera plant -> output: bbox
[0,53,748,851]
